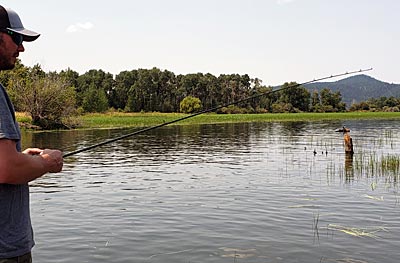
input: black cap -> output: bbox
[0,5,40,42]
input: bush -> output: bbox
[271,102,294,113]
[10,72,77,129]
[217,105,248,114]
[180,96,202,113]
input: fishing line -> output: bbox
[63,68,372,158]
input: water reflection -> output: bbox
[22,123,258,158]
[344,152,354,180]
[280,121,308,136]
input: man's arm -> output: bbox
[0,139,63,184]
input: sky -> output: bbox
[1,0,399,86]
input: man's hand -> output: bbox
[22,148,43,155]
[40,149,63,173]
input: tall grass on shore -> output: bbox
[78,112,400,129]
[15,111,400,130]
[15,112,32,123]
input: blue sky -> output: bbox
[2,0,399,86]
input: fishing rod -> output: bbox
[63,68,372,158]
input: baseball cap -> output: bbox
[0,5,40,42]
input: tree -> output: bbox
[180,96,202,113]
[310,90,322,112]
[58,68,79,89]
[76,69,114,108]
[81,83,108,113]
[125,69,158,112]
[158,69,177,112]
[278,82,310,112]
[320,88,346,112]
[249,78,273,112]
[9,66,76,129]
[113,70,138,110]
[217,74,251,107]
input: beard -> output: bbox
[0,37,17,70]
[0,56,16,70]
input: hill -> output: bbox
[304,74,400,107]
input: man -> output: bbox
[0,5,64,263]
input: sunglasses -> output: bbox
[0,29,23,46]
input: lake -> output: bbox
[23,119,400,263]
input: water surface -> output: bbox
[24,119,400,262]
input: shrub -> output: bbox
[180,96,202,113]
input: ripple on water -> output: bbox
[29,121,400,262]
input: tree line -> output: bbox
[0,61,397,129]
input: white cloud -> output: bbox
[66,22,94,33]
[277,0,295,4]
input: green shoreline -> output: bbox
[16,111,400,130]
[72,112,400,129]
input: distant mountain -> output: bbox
[304,74,400,107]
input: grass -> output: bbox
[29,111,400,129]
[15,111,400,129]
[15,112,32,123]
[352,151,400,179]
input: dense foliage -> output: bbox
[1,61,395,129]
[349,97,400,112]
[0,62,76,129]
[61,66,347,115]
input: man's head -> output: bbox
[0,5,40,70]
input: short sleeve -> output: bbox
[0,84,21,142]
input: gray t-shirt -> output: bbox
[0,84,34,258]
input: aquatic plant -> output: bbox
[327,224,387,239]
[352,151,400,181]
